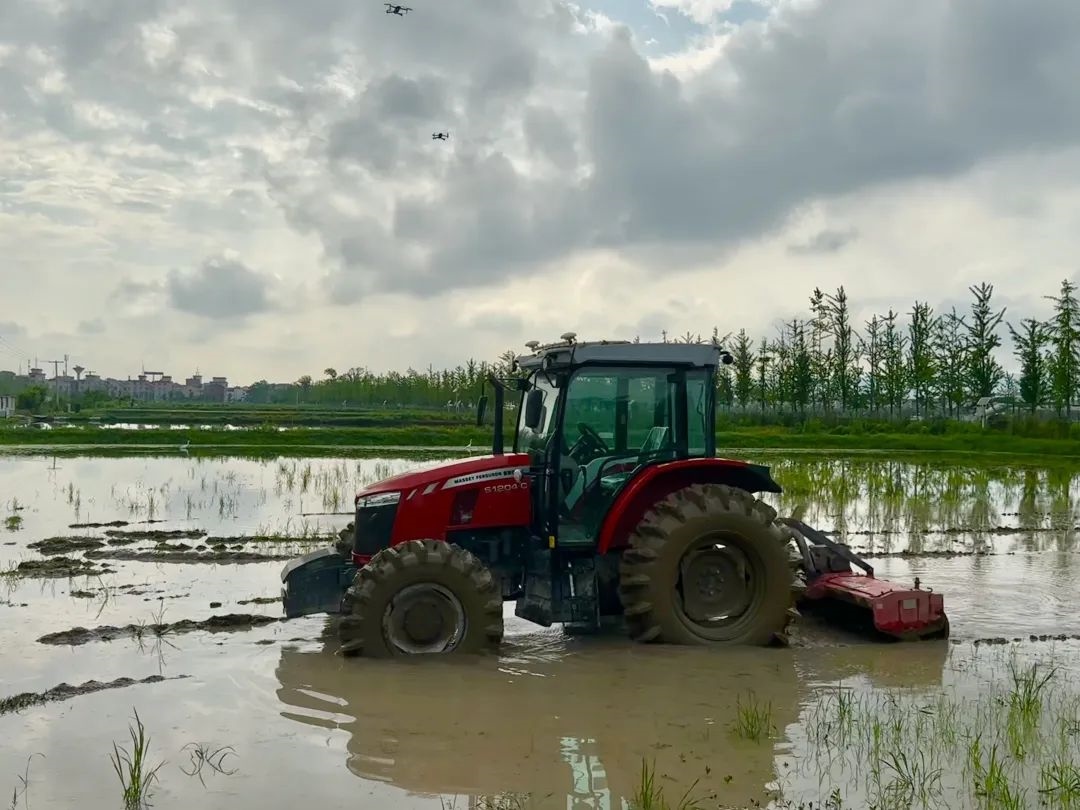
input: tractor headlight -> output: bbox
[358,491,402,509]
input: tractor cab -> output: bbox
[509,336,725,549]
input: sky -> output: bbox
[1,0,1079,384]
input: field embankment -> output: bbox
[2,421,1079,458]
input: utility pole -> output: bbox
[45,360,63,409]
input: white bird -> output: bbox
[180,440,190,453]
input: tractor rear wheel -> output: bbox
[338,539,503,657]
[618,484,798,647]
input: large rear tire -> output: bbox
[338,539,504,658]
[618,484,798,647]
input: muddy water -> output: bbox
[0,451,1079,808]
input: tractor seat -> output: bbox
[563,455,610,514]
[562,427,671,515]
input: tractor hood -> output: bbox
[358,453,533,499]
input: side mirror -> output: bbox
[476,395,488,427]
[523,389,544,430]
[720,352,734,365]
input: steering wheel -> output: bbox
[576,422,610,456]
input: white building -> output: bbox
[0,395,14,417]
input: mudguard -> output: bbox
[281,547,358,619]
[596,458,783,554]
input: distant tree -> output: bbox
[787,319,813,412]
[963,282,1006,399]
[863,315,883,414]
[935,310,968,417]
[808,287,832,409]
[1008,317,1052,413]
[880,310,907,416]
[716,362,734,408]
[827,286,859,411]
[755,342,772,414]
[296,375,313,403]
[1045,279,1080,418]
[246,380,270,404]
[324,368,338,381]
[907,301,939,416]
[730,330,755,409]
[16,385,47,412]
[771,329,792,409]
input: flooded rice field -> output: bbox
[1,451,1079,808]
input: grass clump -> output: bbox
[109,709,164,810]
[180,743,237,787]
[788,648,1080,810]
[7,753,43,810]
[731,692,775,743]
[629,759,705,810]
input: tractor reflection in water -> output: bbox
[272,625,951,808]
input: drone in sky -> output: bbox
[384,4,411,15]
[432,131,449,140]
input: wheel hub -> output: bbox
[383,583,466,654]
[679,543,753,624]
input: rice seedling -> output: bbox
[179,743,237,787]
[1039,757,1080,808]
[731,692,776,743]
[7,753,43,810]
[629,759,704,810]
[3,515,21,532]
[109,709,164,810]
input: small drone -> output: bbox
[431,131,449,140]
[384,4,411,15]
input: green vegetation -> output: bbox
[109,709,164,810]
[1,418,1078,458]
[782,652,1080,809]
[7,754,43,810]
[731,693,776,743]
[630,760,705,810]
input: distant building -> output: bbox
[37,367,238,403]
[0,395,14,417]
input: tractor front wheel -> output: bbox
[618,484,797,647]
[338,539,504,657]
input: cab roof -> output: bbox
[515,339,721,372]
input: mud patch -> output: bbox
[85,548,293,564]
[38,613,282,646]
[68,520,130,529]
[28,536,106,555]
[104,528,207,541]
[968,633,1080,646]
[9,557,112,579]
[209,534,335,545]
[238,596,280,605]
[0,674,189,715]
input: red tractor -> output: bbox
[281,336,948,656]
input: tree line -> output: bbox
[189,278,1080,422]
[712,280,1078,420]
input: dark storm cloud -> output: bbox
[581,1,1080,251]
[166,257,273,319]
[787,229,859,256]
[523,106,578,170]
[4,0,1080,311]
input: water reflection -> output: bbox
[751,455,1080,554]
[272,626,951,808]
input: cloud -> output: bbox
[77,318,106,335]
[0,322,28,340]
[2,0,1080,381]
[166,256,273,319]
[788,228,859,255]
